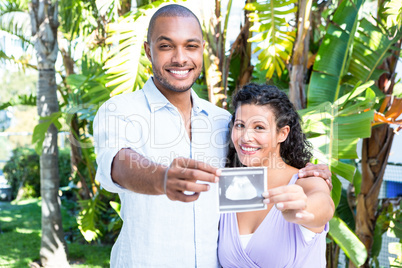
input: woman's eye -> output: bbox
[255,126,265,130]
[235,123,244,128]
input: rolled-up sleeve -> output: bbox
[93,98,143,194]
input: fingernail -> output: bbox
[262,191,269,197]
[314,171,319,176]
[216,169,222,176]
[299,171,304,177]
[263,199,270,204]
[206,184,210,191]
[215,176,219,183]
[296,213,303,219]
[276,203,284,209]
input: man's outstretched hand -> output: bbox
[163,158,221,202]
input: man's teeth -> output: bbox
[170,70,189,75]
[241,146,259,152]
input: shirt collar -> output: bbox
[143,77,208,116]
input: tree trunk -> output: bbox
[326,240,340,268]
[289,0,312,110]
[353,124,395,268]
[29,0,69,267]
[119,0,132,16]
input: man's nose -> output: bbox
[172,47,187,64]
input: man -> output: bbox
[93,4,331,267]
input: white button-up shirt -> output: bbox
[93,78,230,267]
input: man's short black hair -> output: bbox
[147,4,202,43]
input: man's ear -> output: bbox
[144,41,152,61]
[202,40,206,50]
[278,125,290,143]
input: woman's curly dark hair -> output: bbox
[226,83,312,169]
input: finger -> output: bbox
[326,179,333,191]
[299,164,328,177]
[267,185,303,197]
[301,163,327,171]
[166,190,200,202]
[174,179,211,193]
[169,167,218,184]
[172,158,221,176]
[295,211,315,221]
[166,177,211,193]
[298,170,330,180]
[264,196,307,209]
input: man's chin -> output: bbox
[165,81,195,93]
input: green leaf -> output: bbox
[336,188,356,231]
[349,18,402,83]
[331,173,342,208]
[307,0,363,106]
[77,195,107,242]
[352,168,362,196]
[0,93,36,110]
[329,216,368,266]
[330,160,356,183]
[110,201,121,218]
[246,0,297,79]
[32,112,62,155]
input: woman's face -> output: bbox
[231,104,289,167]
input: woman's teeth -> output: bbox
[241,146,259,152]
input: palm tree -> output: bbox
[29,0,69,266]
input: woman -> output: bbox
[218,83,335,267]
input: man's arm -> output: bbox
[111,148,221,202]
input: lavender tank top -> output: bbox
[218,174,329,268]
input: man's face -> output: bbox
[144,16,205,93]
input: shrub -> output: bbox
[3,147,71,199]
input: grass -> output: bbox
[0,199,112,267]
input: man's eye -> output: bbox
[188,44,198,48]
[160,44,171,48]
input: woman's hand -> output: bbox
[262,184,315,224]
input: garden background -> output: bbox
[0,0,401,267]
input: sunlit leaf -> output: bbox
[329,216,368,266]
[245,0,297,79]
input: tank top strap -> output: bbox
[288,173,299,185]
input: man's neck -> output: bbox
[156,86,193,140]
[167,90,193,115]
[153,81,193,115]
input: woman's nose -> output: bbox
[241,128,253,142]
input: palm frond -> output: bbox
[0,93,36,110]
[77,194,107,242]
[300,82,376,183]
[347,18,402,87]
[329,215,368,267]
[245,0,297,79]
[0,0,31,46]
[307,0,363,106]
[380,0,402,30]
